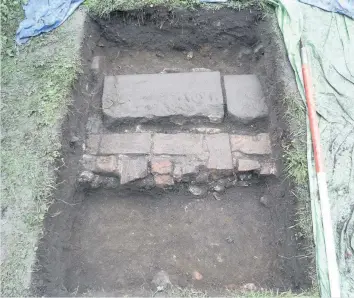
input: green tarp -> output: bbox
[276,1,354,297]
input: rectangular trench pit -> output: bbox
[31,7,312,297]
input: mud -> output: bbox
[31,7,311,296]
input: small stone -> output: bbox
[192,68,211,72]
[152,270,171,291]
[213,184,225,193]
[260,195,270,208]
[242,283,257,291]
[237,159,260,172]
[101,177,119,188]
[161,67,183,73]
[70,136,79,146]
[78,171,95,184]
[236,181,251,187]
[188,185,207,196]
[195,172,209,183]
[226,236,234,243]
[90,175,102,189]
[91,56,105,71]
[238,173,253,181]
[260,161,278,176]
[156,52,165,58]
[151,158,173,175]
[213,192,222,201]
[155,175,174,187]
[95,155,118,175]
[187,51,194,60]
[192,271,203,281]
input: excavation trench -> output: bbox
[31,7,312,296]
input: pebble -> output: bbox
[242,283,257,291]
[226,236,234,243]
[156,52,165,58]
[192,271,203,280]
[187,51,194,60]
[260,195,270,208]
[213,184,225,193]
[238,173,253,181]
[213,192,222,201]
[195,172,209,183]
[188,185,206,196]
[161,67,183,73]
[152,270,171,291]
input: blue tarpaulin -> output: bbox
[16,0,84,44]
[299,0,354,18]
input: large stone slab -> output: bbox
[102,72,224,126]
[224,75,268,123]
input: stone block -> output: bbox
[237,159,261,172]
[91,56,105,71]
[172,157,205,181]
[153,133,206,156]
[151,158,173,175]
[154,175,174,187]
[95,155,118,175]
[119,156,149,184]
[224,75,268,123]
[260,161,278,176]
[102,72,224,126]
[100,133,151,155]
[85,135,100,154]
[205,134,233,170]
[230,133,272,155]
[82,154,96,172]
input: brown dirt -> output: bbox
[31,7,311,297]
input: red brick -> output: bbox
[230,133,271,155]
[151,158,173,174]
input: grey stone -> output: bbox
[260,161,278,176]
[102,72,224,126]
[238,159,260,172]
[213,184,225,193]
[78,171,95,184]
[230,133,272,155]
[119,156,149,184]
[260,195,270,208]
[224,75,268,123]
[91,56,105,71]
[172,157,205,181]
[205,134,233,170]
[101,177,120,189]
[153,133,206,156]
[195,172,209,183]
[100,133,151,155]
[213,192,222,201]
[188,185,207,196]
[85,135,100,154]
[152,270,171,291]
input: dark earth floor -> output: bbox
[31,7,312,297]
[64,184,305,296]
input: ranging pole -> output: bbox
[300,42,341,298]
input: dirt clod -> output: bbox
[192,271,203,281]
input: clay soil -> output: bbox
[31,7,312,296]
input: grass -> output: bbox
[164,286,318,297]
[85,0,276,17]
[0,6,85,296]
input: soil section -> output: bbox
[31,7,311,297]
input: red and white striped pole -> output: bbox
[301,42,341,298]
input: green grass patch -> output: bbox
[0,6,85,296]
[85,0,275,17]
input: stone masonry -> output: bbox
[79,68,277,191]
[102,72,224,127]
[80,132,276,189]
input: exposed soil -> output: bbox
[31,7,311,297]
